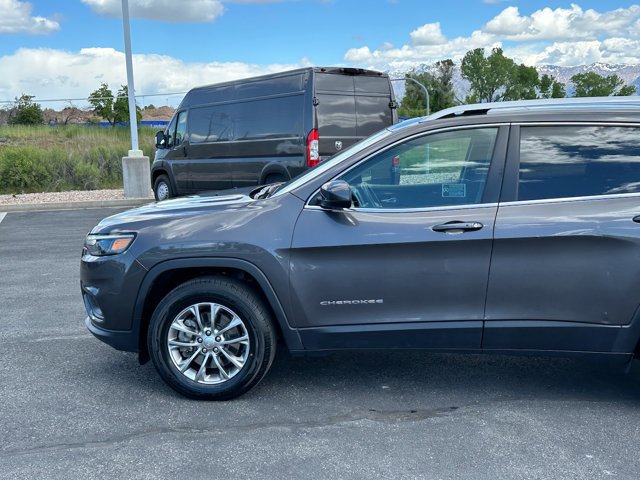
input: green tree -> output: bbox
[503,64,540,101]
[617,84,638,96]
[461,47,516,103]
[88,83,141,126]
[8,94,43,125]
[431,59,456,111]
[399,71,432,118]
[571,72,637,97]
[114,85,142,125]
[399,59,457,117]
[539,74,566,99]
[88,83,117,126]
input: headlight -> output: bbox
[84,233,136,256]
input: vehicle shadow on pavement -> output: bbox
[100,347,640,405]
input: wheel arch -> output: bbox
[259,163,291,184]
[152,168,166,183]
[133,258,303,363]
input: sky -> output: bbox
[0,0,639,108]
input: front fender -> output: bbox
[132,257,304,353]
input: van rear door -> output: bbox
[354,76,395,136]
[314,71,395,160]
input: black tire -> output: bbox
[264,173,287,185]
[148,276,277,400]
[153,174,173,201]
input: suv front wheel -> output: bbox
[148,276,277,400]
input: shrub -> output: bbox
[0,147,51,192]
[0,125,156,194]
[73,162,101,190]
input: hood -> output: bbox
[90,191,255,234]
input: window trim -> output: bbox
[502,121,640,204]
[304,202,499,214]
[304,123,509,212]
[500,191,640,207]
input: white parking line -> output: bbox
[0,212,6,225]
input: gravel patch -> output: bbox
[0,189,126,206]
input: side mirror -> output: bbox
[319,180,352,210]
[155,130,166,148]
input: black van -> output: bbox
[151,67,398,200]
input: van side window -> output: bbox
[174,111,188,146]
[234,96,303,140]
[340,128,497,209]
[190,105,234,143]
[518,126,640,201]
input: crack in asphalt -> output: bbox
[0,334,91,343]
[0,406,461,458]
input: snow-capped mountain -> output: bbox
[389,63,640,103]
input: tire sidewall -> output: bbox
[154,175,172,201]
[149,282,268,399]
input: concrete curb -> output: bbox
[0,197,154,213]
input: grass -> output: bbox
[0,125,156,194]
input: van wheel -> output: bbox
[154,174,173,201]
[264,173,286,185]
[148,276,277,400]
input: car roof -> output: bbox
[390,96,640,133]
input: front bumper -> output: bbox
[85,316,138,352]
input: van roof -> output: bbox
[179,67,388,109]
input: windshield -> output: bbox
[272,128,394,197]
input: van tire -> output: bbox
[154,174,173,201]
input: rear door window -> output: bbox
[354,76,390,94]
[315,73,354,92]
[517,126,640,201]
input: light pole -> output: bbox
[120,0,152,199]
[391,77,430,116]
[121,0,140,155]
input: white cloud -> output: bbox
[343,3,640,70]
[81,0,224,22]
[0,47,303,107]
[410,22,446,45]
[344,28,500,71]
[81,0,284,23]
[484,6,530,36]
[0,0,60,34]
[510,38,640,67]
[483,4,640,41]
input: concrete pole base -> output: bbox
[122,155,153,199]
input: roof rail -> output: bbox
[421,96,640,122]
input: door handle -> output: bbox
[432,221,484,233]
[633,215,640,223]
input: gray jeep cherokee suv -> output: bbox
[82,97,640,400]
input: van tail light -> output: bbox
[307,129,319,167]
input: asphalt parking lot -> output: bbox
[2,207,640,479]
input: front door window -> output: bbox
[340,127,498,209]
